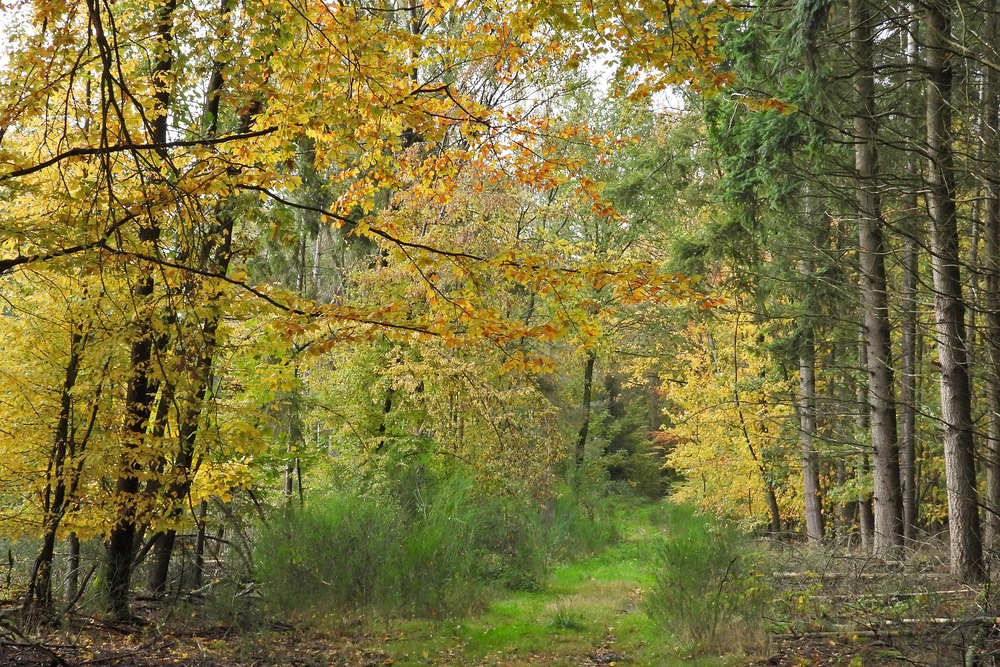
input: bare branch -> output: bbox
[0,127,278,182]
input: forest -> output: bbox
[0,0,999,664]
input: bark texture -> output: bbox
[798,320,824,542]
[980,4,1000,554]
[575,350,597,472]
[851,0,903,556]
[925,0,984,582]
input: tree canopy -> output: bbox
[3,0,1000,634]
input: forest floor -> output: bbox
[1,611,991,667]
[1,517,997,666]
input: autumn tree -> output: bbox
[0,0,740,618]
[662,309,796,530]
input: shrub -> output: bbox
[397,476,483,615]
[544,485,620,560]
[467,493,545,592]
[254,494,402,615]
[647,505,769,654]
[253,476,552,618]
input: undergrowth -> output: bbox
[646,505,770,654]
[252,475,617,619]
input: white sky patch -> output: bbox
[0,3,31,71]
[584,51,687,114]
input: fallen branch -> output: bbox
[774,615,998,640]
[0,618,71,666]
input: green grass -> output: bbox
[364,504,746,666]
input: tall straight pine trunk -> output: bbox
[900,214,920,545]
[899,4,922,546]
[797,306,824,542]
[850,0,903,556]
[980,4,1000,554]
[856,335,875,549]
[924,0,984,582]
[797,241,823,542]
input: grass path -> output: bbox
[374,509,732,667]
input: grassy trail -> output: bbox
[376,509,731,667]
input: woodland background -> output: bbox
[0,0,999,663]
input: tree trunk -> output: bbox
[925,0,984,582]
[857,334,874,551]
[104,0,176,616]
[64,533,80,604]
[900,221,919,546]
[376,389,393,451]
[851,0,903,556]
[25,331,85,617]
[104,516,139,620]
[899,3,921,549]
[795,247,824,543]
[143,384,176,596]
[765,487,782,534]
[147,531,176,597]
[797,298,824,543]
[284,381,303,501]
[574,350,597,473]
[648,372,661,432]
[27,531,58,618]
[980,4,1000,555]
